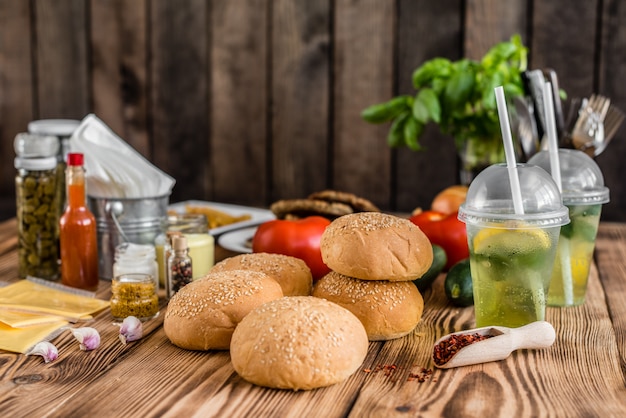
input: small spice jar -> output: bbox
[164,213,214,279]
[166,235,193,299]
[156,214,215,286]
[110,273,159,321]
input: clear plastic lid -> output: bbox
[14,133,59,158]
[527,149,610,205]
[28,119,80,137]
[458,163,570,228]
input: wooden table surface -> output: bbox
[1,217,625,417]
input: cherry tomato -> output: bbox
[252,216,331,280]
[409,210,468,269]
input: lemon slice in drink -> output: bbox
[473,227,551,258]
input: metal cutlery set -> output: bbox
[514,69,624,160]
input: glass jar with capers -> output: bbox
[27,120,81,220]
[15,156,60,280]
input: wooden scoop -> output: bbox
[433,321,556,369]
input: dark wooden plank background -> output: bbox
[1,0,625,221]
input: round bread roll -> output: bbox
[211,253,312,296]
[230,296,368,390]
[321,212,433,281]
[164,270,283,350]
[312,271,423,341]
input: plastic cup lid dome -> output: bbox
[458,163,570,228]
[527,149,610,205]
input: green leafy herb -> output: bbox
[361,35,528,151]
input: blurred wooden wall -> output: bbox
[1,0,625,221]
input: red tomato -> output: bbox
[252,216,331,280]
[409,210,468,269]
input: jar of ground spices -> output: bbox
[166,235,193,299]
[110,273,159,321]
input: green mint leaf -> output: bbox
[444,68,475,110]
[361,95,410,123]
[403,116,424,151]
[413,88,440,124]
[387,112,409,147]
[412,58,452,88]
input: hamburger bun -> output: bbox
[321,212,433,281]
[230,296,368,390]
[312,271,424,341]
[164,270,283,350]
[210,253,312,296]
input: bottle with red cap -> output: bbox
[59,153,99,290]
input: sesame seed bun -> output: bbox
[230,296,368,390]
[320,212,433,281]
[312,271,424,341]
[210,253,312,296]
[164,270,283,351]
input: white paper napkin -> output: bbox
[70,114,175,198]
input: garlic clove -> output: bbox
[68,327,101,351]
[26,341,59,363]
[119,316,143,345]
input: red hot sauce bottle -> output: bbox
[59,153,99,290]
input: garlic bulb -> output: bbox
[26,341,58,363]
[68,327,101,351]
[119,316,143,344]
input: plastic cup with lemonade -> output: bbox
[528,149,609,306]
[458,163,569,328]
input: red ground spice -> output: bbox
[407,368,433,382]
[433,333,494,366]
[363,364,434,382]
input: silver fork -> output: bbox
[571,94,610,155]
[594,105,625,155]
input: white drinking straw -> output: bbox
[543,81,573,305]
[543,81,562,192]
[495,86,524,215]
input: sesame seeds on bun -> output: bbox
[320,212,433,281]
[313,271,424,341]
[210,253,312,296]
[164,269,283,351]
[230,296,368,390]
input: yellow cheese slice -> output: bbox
[0,280,109,321]
[0,309,67,328]
[0,320,68,354]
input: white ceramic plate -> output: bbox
[168,200,275,236]
[217,227,257,253]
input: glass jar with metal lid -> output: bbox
[15,156,60,280]
[28,119,81,220]
[113,243,159,289]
